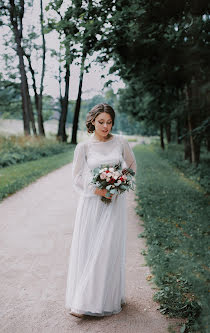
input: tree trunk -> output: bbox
[187,110,196,163]
[28,95,37,136]
[25,53,45,136]
[206,132,210,152]
[38,0,46,136]
[16,38,32,135]
[160,123,165,149]
[186,83,201,164]
[9,0,37,136]
[57,61,70,142]
[176,117,181,144]
[71,53,86,144]
[183,112,191,161]
[165,122,171,143]
[184,136,191,161]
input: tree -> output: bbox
[0,0,37,135]
[47,0,108,143]
[23,0,46,136]
[98,0,210,163]
[46,1,80,142]
[70,0,104,144]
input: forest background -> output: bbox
[0,0,209,158]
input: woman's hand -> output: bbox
[122,168,128,175]
[94,188,113,199]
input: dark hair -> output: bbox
[86,103,115,133]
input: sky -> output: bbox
[0,1,125,101]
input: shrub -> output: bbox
[0,135,70,168]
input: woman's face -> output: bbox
[92,112,113,138]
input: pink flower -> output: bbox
[100,172,107,180]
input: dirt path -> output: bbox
[0,161,179,333]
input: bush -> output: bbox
[0,135,70,168]
[133,144,210,332]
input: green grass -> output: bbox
[153,141,210,194]
[0,148,74,202]
[128,138,138,142]
[133,143,210,333]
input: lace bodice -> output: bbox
[71,134,137,198]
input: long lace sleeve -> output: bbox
[121,136,137,174]
[72,142,97,198]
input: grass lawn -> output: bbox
[133,143,210,333]
[0,149,74,202]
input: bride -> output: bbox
[65,103,137,318]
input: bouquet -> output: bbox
[90,162,135,204]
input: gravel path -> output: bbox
[0,161,180,333]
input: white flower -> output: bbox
[109,167,114,173]
[122,175,127,180]
[100,167,106,173]
[113,171,120,179]
[107,172,112,177]
[106,177,111,182]
[100,172,107,180]
[117,180,122,184]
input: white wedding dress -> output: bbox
[65,134,137,316]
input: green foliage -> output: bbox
[134,143,210,332]
[98,0,210,161]
[0,79,22,119]
[0,149,74,202]
[0,135,71,168]
[0,78,57,121]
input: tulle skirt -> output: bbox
[65,192,127,316]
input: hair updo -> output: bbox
[86,103,115,133]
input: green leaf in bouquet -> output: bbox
[114,162,122,170]
[93,167,100,174]
[110,188,117,194]
[101,180,107,186]
[105,191,111,197]
[127,168,135,176]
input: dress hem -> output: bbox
[65,300,126,317]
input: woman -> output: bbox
[65,103,137,318]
